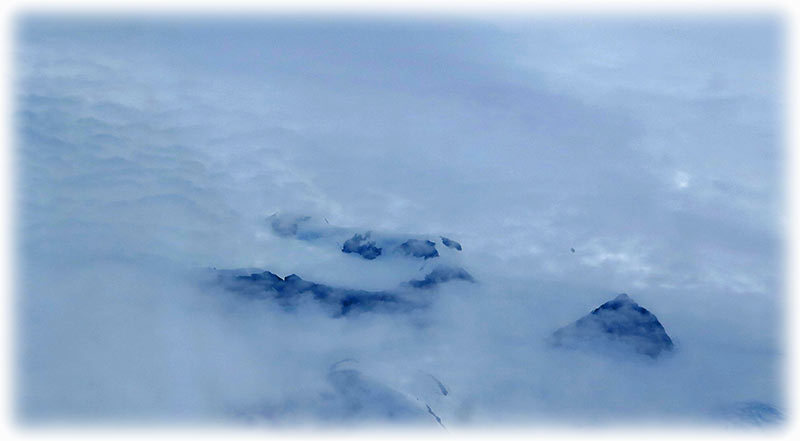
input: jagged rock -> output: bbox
[217,264,477,316]
[221,270,412,316]
[426,404,445,428]
[408,266,475,289]
[550,294,674,358]
[398,239,439,259]
[425,373,449,396]
[342,233,382,260]
[440,236,462,251]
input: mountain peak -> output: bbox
[552,293,674,358]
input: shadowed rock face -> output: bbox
[217,265,478,317]
[440,236,462,251]
[342,233,382,260]
[219,271,412,317]
[408,266,475,289]
[550,294,674,358]
[398,239,439,259]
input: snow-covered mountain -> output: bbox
[15,17,784,429]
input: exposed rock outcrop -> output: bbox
[342,232,382,260]
[440,236,462,251]
[550,294,674,358]
[398,239,439,259]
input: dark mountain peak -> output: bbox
[263,271,284,282]
[235,270,283,284]
[284,274,303,282]
[219,268,418,317]
[551,293,674,359]
[592,293,635,313]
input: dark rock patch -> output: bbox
[550,293,674,358]
[398,239,439,259]
[440,236,462,251]
[342,233,382,260]
[219,270,415,317]
[409,266,475,289]
[426,373,449,396]
[426,404,445,428]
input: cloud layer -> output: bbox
[14,16,784,427]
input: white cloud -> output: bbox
[674,171,691,189]
[14,16,784,426]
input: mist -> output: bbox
[14,16,784,428]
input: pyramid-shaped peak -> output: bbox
[262,271,284,281]
[284,274,303,282]
[594,293,639,313]
[552,292,674,358]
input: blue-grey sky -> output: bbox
[15,16,785,424]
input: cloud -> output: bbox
[14,16,784,426]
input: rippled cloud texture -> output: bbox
[15,16,784,427]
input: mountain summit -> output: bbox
[550,294,674,358]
